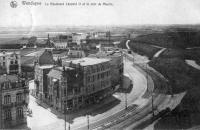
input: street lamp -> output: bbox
[87,114,90,130]
[125,92,127,110]
[152,93,155,119]
[64,105,70,130]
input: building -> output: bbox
[89,50,123,87]
[47,66,77,112]
[99,40,115,52]
[34,49,54,102]
[0,51,21,75]
[68,48,86,58]
[0,74,29,128]
[52,49,68,60]
[72,33,88,45]
[53,42,68,49]
[46,57,112,112]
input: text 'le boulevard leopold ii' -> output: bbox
[0,26,200,130]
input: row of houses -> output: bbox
[0,51,29,129]
[33,48,123,113]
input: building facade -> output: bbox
[0,74,29,128]
[89,50,124,87]
[46,57,112,112]
[68,48,86,58]
[72,33,88,45]
[0,51,21,75]
[34,49,54,102]
[53,42,68,49]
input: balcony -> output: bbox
[2,103,14,108]
[15,100,28,107]
[24,88,30,94]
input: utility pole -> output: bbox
[146,64,154,119]
[84,68,90,130]
[125,92,127,109]
[152,93,155,119]
[68,113,70,130]
[0,90,1,128]
[64,104,66,130]
[146,64,149,92]
[87,114,90,130]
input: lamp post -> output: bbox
[125,92,127,110]
[87,114,90,130]
[152,93,155,119]
[64,104,66,130]
[68,109,70,130]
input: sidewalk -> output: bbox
[33,94,119,121]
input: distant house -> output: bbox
[53,41,68,49]
[72,33,88,45]
[52,49,68,60]
[68,48,85,58]
[0,51,21,75]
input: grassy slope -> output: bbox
[119,29,200,129]
[128,41,160,59]
[133,30,200,49]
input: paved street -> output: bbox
[26,55,149,130]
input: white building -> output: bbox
[72,33,88,45]
[53,42,68,49]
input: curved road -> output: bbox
[28,48,150,130]
[27,40,173,130]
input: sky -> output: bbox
[0,0,200,27]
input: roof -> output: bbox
[38,50,54,66]
[89,51,122,58]
[65,57,110,66]
[39,65,54,69]
[0,51,20,57]
[47,66,74,79]
[47,68,62,79]
[0,74,18,83]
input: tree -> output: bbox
[27,36,37,47]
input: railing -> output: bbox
[2,103,14,108]
[15,100,27,107]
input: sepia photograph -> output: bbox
[0,0,200,129]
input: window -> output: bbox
[101,73,104,79]
[3,57,5,60]
[92,84,95,91]
[17,107,24,118]
[107,71,109,76]
[92,75,95,82]
[4,109,12,120]
[4,95,11,104]
[15,60,18,64]
[87,76,90,82]
[64,87,66,96]
[3,62,5,66]
[16,93,23,102]
[78,96,82,103]
[10,61,13,64]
